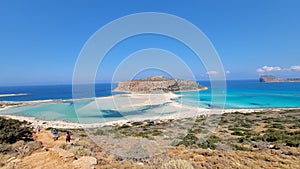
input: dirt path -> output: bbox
[16,151,73,169]
[35,129,72,148]
[16,129,77,169]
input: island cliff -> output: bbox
[114,76,207,93]
[259,75,300,82]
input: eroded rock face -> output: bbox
[114,76,207,93]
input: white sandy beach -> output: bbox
[0,93,298,129]
[0,107,286,130]
[0,93,28,97]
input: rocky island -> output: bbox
[114,76,207,93]
[259,75,300,82]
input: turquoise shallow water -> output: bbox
[175,80,300,108]
[0,80,300,123]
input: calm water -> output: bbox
[0,83,119,101]
[175,80,300,108]
[0,80,300,123]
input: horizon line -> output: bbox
[0,79,262,87]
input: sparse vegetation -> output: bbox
[198,135,221,150]
[162,159,194,169]
[1,109,299,169]
[265,123,285,129]
[0,117,33,144]
[177,132,199,147]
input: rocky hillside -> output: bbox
[260,75,300,82]
[1,109,300,169]
[114,76,207,93]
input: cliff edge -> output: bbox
[114,76,207,93]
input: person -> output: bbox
[53,129,58,141]
[66,131,71,143]
[37,125,41,133]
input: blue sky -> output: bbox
[0,0,300,85]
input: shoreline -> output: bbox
[1,107,299,129]
[0,93,28,97]
[113,86,208,93]
[1,92,300,129]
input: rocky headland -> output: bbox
[114,76,207,93]
[260,75,300,82]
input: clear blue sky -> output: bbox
[1,0,300,86]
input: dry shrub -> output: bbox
[57,142,69,150]
[68,145,91,156]
[162,159,194,169]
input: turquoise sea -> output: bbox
[0,80,300,123]
[175,80,300,108]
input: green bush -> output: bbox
[176,133,198,147]
[79,133,87,137]
[118,124,130,129]
[237,137,249,143]
[232,131,244,136]
[131,121,143,126]
[151,129,163,136]
[0,117,33,144]
[198,140,217,149]
[266,123,285,130]
[198,135,221,150]
[285,140,299,147]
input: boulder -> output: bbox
[72,156,97,169]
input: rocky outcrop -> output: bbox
[114,76,207,93]
[259,75,300,82]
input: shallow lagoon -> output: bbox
[1,80,300,123]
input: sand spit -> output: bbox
[1,92,299,129]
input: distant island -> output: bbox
[114,76,208,93]
[259,75,300,82]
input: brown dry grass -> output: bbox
[167,145,300,169]
[1,109,300,169]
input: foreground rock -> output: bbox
[114,76,207,93]
[72,156,97,169]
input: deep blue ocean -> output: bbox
[0,84,119,101]
[1,80,300,108]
